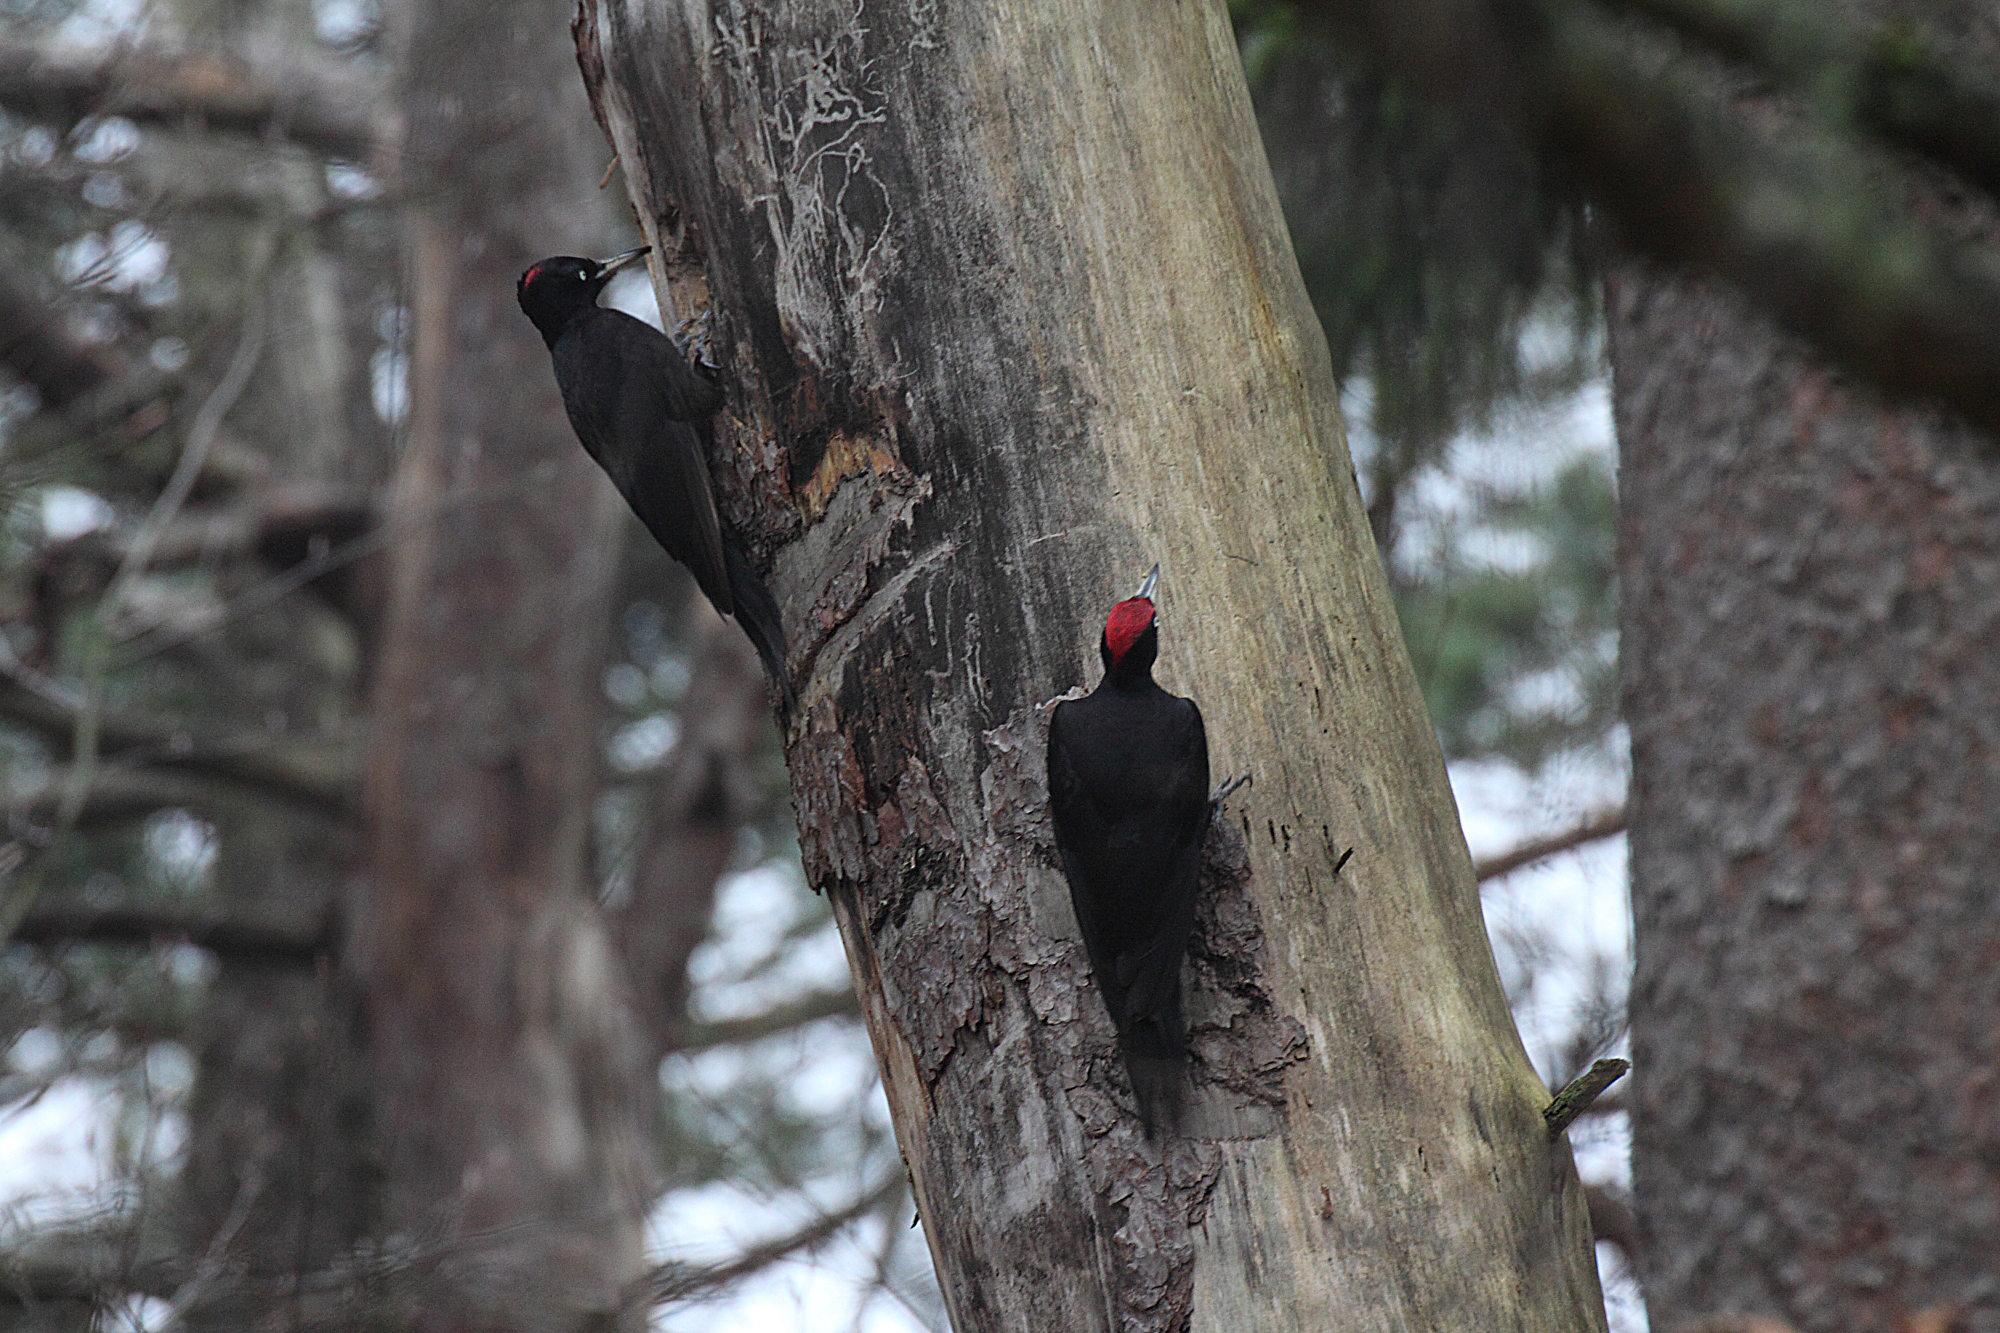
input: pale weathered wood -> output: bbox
[580,1,1605,1328]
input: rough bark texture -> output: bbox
[1612,254,2000,1332]
[350,0,654,1322]
[580,2,1605,1329]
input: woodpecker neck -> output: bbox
[1100,621,1159,687]
[528,290,607,348]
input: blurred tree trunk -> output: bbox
[1611,1,2000,1327]
[1611,259,2000,1331]
[579,1,1605,1329]
[347,0,652,1323]
[152,0,387,1320]
[1,0,787,1315]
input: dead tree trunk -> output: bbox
[577,2,1605,1329]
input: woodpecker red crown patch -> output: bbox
[1103,597,1155,663]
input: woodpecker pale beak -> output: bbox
[1133,564,1160,600]
[594,246,652,278]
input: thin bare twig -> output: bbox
[0,290,270,944]
[111,521,382,669]
[844,1183,908,1333]
[109,293,268,610]
[645,1174,903,1306]
[1474,804,1626,883]
[156,1165,264,1330]
[671,986,860,1054]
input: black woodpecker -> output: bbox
[1047,566,1211,1131]
[518,248,795,714]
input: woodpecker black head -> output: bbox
[1099,564,1160,681]
[517,247,650,348]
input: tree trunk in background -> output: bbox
[351,0,651,1323]
[579,1,1605,1329]
[1612,250,2000,1330]
[154,0,388,1319]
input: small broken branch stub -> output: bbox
[1544,1057,1630,1138]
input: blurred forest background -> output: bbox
[1,0,1994,1326]
[0,0,1632,1323]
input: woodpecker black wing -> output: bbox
[551,308,732,614]
[1047,688,1211,1059]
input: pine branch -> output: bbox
[0,35,386,160]
[7,764,260,827]
[1608,0,2000,202]
[1304,0,2000,445]
[10,904,330,964]
[0,668,351,814]
[33,485,373,573]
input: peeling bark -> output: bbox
[579,2,1604,1329]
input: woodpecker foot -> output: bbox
[1209,772,1252,808]
[675,309,721,378]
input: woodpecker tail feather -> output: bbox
[1122,1043,1188,1140]
[724,543,797,718]
[1117,992,1189,1138]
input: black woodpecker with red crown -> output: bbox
[1047,566,1213,1131]
[517,247,795,715]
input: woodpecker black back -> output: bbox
[518,249,795,714]
[1047,567,1210,1131]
